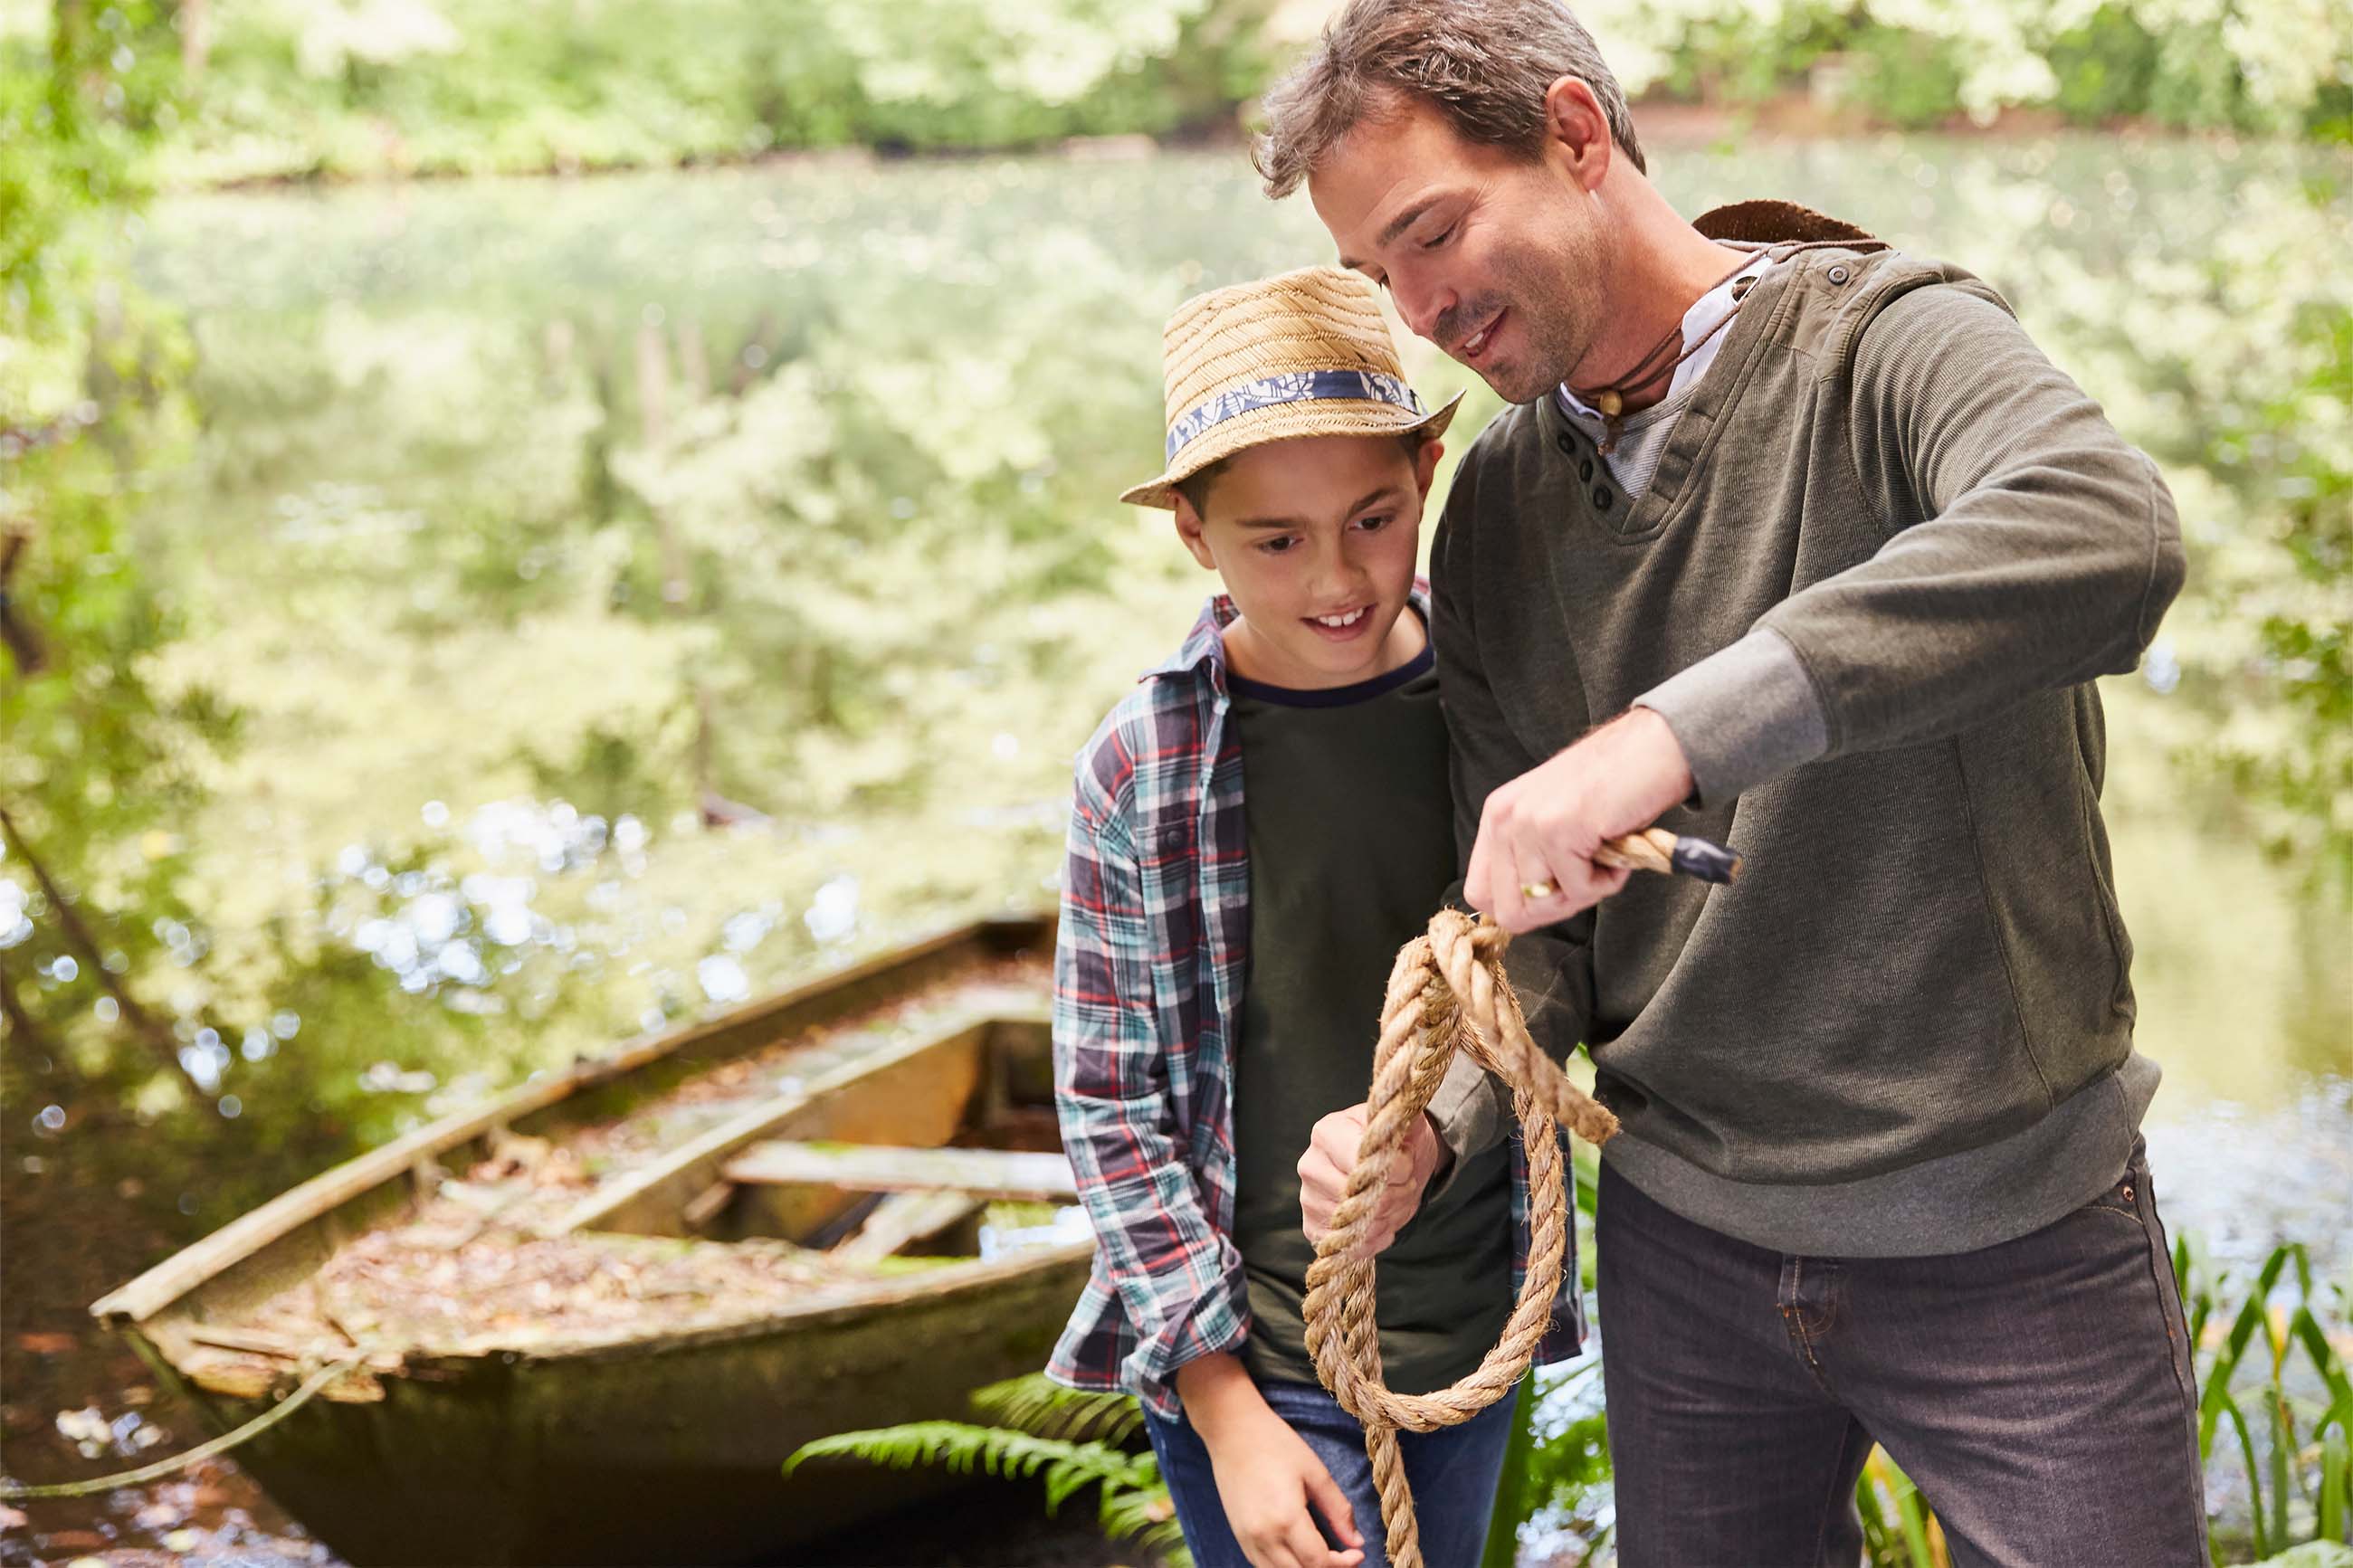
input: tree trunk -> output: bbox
[678,317,710,405]
[0,529,50,675]
[633,326,757,825]
[180,0,212,81]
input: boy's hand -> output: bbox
[1299,1104,1446,1259]
[1177,1354,1365,1568]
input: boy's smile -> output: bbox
[1304,603,1374,641]
[1173,432,1445,690]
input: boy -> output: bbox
[1046,267,1580,1568]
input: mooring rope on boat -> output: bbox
[0,1352,368,1501]
[1302,908,1620,1568]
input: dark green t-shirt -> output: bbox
[1225,641,1515,1395]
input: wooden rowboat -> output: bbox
[90,913,1093,1566]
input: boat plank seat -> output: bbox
[721,1141,1077,1202]
[830,1190,987,1264]
[546,994,1043,1240]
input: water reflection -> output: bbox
[108,137,2344,1118]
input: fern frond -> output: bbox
[788,1421,998,1477]
[1100,1484,1192,1563]
[787,1386,1184,1560]
[789,1422,1142,1498]
[970,1372,1146,1444]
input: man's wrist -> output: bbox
[1612,705,1695,811]
[1634,627,1827,809]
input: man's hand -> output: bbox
[1466,708,1695,933]
[1176,1354,1364,1568]
[1299,1103,1446,1260]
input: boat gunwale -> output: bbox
[489,1239,1094,1367]
[180,1239,1099,1391]
[90,913,1054,1329]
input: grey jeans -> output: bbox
[1597,1142,2209,1567]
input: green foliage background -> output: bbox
[0,6,2347,1560]
[3,0,2347,1287]
[117,0,2353,191]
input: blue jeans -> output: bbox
[1598,1141,2209,1567]
[1143,1371,1520,1568]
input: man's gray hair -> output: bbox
[1253,0,1646,198]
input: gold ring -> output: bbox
[1520,880,1556,900]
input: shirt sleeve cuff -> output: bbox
[1635,627,1829,809]
[1131,1258,1250,1391]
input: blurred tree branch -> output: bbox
[0,804,205,1098]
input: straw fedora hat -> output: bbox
[1119,265,1462,510]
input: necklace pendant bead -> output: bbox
[1596,389,1624,417]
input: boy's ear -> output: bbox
[1413,438,1445,497]
[1170,494,1219,572]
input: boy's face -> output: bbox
[1173,432,1444,689]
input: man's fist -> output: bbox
[1465,707,1694,932]
[1298,1103,1446,1261]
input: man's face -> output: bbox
[1310,97,1610,404]
[1173,432,1442,690]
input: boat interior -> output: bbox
[92,917,1083,1393]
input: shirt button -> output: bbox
[1593,487,1614,512]
[1578,459,1594,482]
[1828,264,1850,284]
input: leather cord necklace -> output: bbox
[1568,250,1763,454]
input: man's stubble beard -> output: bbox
[1484,226,1609,405]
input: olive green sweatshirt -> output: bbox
[1434,203,2186,1257]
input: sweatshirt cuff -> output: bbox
[1635,627,1829,809]
[1424,1050,1508,1203]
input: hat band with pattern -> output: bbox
[1164,369,1426,463]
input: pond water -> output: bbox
[5,131,2348,1564]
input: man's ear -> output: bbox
[1542,77,1612,192]
[1170,494,1219,572]
[1413,438,1445,498]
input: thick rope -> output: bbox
[1302,909,1618,1568]
[0,1353,368,1501]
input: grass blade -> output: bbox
[2291,1306,2353,1411]
[2268,1384,2291,1549]
[2321,1422,2348,1544]
[2215,1392,2271,1561]
[1856,1455,1897,1563]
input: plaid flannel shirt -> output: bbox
[1046,588,1584,1423]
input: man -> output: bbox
[1269,3,2205,1563]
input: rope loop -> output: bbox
[1302,909,1618,1568]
